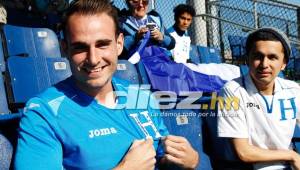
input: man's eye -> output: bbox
[253,54,263,59]
[96,42,110,49]
[71,45,87,54]
[269,56,278,60]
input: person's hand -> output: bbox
[291,150,300,170]
[114,138,156,170]
[162,135,199,170]
[136,27,149,40]
[150,29,163,42]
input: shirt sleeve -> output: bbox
[217,85,249,138]
[14,98,63,170]
[158,17,175,50]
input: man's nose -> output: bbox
[260,57,269,68]
[87,47,100,66]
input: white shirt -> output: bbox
[169,31,191,63]
[218,73,300,170]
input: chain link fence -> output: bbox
[196,0,300,80]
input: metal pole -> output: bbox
[151,0,155,10]
[188,0,207,46]
[254,0,258,29]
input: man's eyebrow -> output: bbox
[70,41,88,47]
[95,39,113,44]
[70,39,112,47]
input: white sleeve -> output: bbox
[217,85,249,138]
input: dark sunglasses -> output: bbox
[129,0,149,6]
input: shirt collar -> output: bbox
[244,73,282,96]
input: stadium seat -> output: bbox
[32,27,62,58]
[198,46,210,63]
[7,56,49,103]
[190,45,201,64]
[46,58,72,85]
[228,35,247,64]
[198,46,222,64]
[7,55,71,104]
[161,109,212,170]
[3,25,61,58]
[0,72,9,115]
[114,60,140,84]
[208,47,222,63]
[202,103,254,170]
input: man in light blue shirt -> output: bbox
[14,0,199,169]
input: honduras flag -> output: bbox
[128,31,240,94]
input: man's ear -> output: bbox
[281,63,287,71]
[117,33,124,56]
[281,59,287,70]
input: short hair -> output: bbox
[245,28,291,63]
[62,0,120,39]
[173,4,195,21]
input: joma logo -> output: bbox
[89,127,117,138]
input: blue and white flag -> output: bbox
[129,31,240,94]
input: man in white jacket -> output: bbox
[218,27,300,170]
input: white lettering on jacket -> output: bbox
[88,127,117,138]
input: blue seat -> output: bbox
[190,45,201,64]
[7,56,49,103]
[0,73,9,114]
[203,110,251,169]
[208,47,222,63]
[198,46,222,64]
[32,28,62,58]
[161,109,212,170]
[4,25,61,58]
[228,35,247,64]
[7,55,71,104]
[114,60,140,84]
[46,58,72,85]
[198,46,210,64]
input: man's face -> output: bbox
[128,0,149,19]
[248,40,286,91]
[65,13,124,94]
[176,12,193,31]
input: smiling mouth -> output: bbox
[83,64,108,74]
[85,67,101,73]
